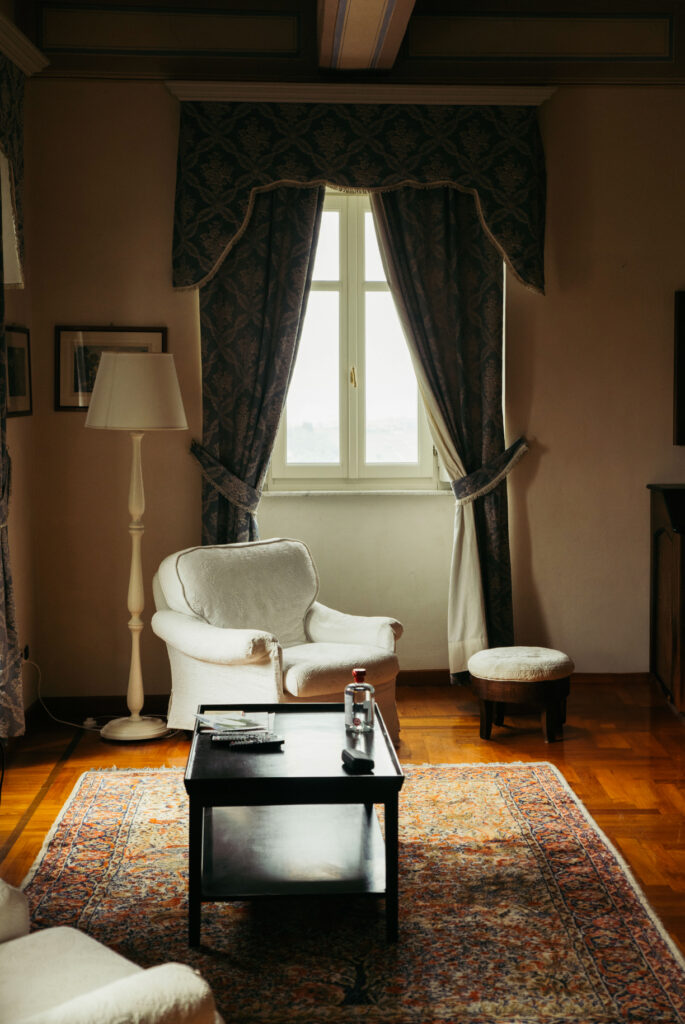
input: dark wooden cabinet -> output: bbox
[648,484,685,712]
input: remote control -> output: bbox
[341,748,374,773]
[211,731,284,751]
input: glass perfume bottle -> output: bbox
[344,667,375,733]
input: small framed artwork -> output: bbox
[55,325,167,411]
[5,325,32,417]
[675,293,685,444]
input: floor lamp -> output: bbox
[86,352,188,740]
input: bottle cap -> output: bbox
[352,667,366,682]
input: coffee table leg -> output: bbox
[384,795,399,942]
[188,800,203,946]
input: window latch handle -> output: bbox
[350,365,358,388]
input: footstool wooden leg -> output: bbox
[559,678,570,725]
[479,699,494,740]
[541,703,559,742]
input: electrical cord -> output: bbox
[25,659,177,739]
[0,663,178,803]
[25,660,110,732]
[0,665,99,808]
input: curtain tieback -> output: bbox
[191,441,260,514]
[451,437,528,506]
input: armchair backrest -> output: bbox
[154,538,319,647]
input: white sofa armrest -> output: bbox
[305,601,403,652]
[21,963,223,1024]
[151,610,279,666]
[0,880,30,943]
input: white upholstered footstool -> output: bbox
[467,646,574,742]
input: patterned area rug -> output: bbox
[23,763,685,1023]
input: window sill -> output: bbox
[262,489,452,497]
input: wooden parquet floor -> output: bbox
[1,675,684,952]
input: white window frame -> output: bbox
[268,190,441,492]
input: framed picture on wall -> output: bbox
[5,325,32,417]
[54,325,167,410]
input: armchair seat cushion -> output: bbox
[283,643,399,699]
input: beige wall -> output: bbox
[20,80,202,700]
[507,87,685,672]
[8,80,685,703]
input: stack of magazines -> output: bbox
[195,710,273,734]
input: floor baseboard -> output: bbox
[27,693,170,729]
[397,669,452,686]
[19,673,657,735]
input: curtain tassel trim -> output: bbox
[190,441,260,514]
[451,437,529,506]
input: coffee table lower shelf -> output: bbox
[200,803,387,899]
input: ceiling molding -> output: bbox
[165,80,555,105]
[0,13,48,76]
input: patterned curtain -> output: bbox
[372,188,526,670]
[0,54,25,737]
[192,185,325,543]
[0,218,22,737]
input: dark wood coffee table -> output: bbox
[184,702,404,944]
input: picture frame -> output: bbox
[675,293,685,444]
[5,325,32,417]
[54,325,167,411]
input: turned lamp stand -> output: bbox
[100,432,168,741]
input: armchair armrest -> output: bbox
[0,879,30,943]
[21,963,222,1024]
[305,602,403,652]
[151,610,279,666]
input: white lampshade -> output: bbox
[85,352,188,431]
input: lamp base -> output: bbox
[100,715,169,741]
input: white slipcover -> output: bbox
[0,879,222,1024]
[151,538,402,742]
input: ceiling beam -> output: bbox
[318,0,416,70]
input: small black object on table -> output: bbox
[184,702,404,944]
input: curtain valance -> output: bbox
[172,101,546,293]
[0,53,25,274]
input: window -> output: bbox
[0,153,22,287]
[268,191,439,491]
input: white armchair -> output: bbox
[151,538,402,742]
[0,878,222,1024]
